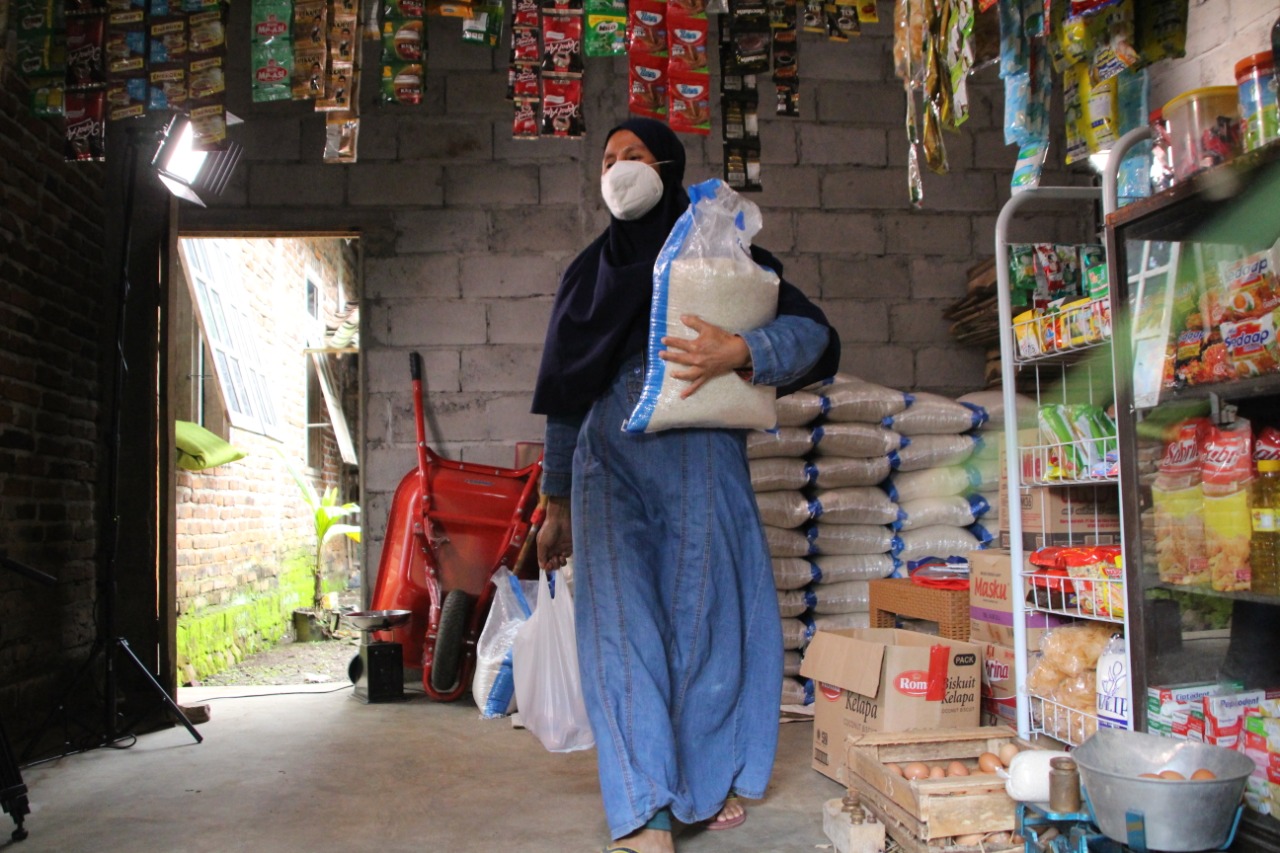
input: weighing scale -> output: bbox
[345,610,412,704]
[1018,799,1242,853]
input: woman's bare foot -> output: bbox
[609,827,674,853]
[708,796,746,830]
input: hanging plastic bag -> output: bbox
[472,566,537,719]
[625,178,780,433]
[511,570,594,753]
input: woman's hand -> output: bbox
[536,495,573,570]
[660,314,752,398]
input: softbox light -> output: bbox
[151,114,243,206]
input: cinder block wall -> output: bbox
[185,14,1098,585]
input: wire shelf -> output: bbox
[1023,570,1125,622]
[1020,438,1118,486]
[1012,297,1112,366]
[1029,693,1102,747]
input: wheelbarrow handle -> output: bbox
[409,351,422,382]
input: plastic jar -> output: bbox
[1162,86,1242,181]
[1236,50,1278,152]
[1149,108,1174,192]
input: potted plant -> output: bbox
[280,451,362,642]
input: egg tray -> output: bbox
[843,725,1040,848]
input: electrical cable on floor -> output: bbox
[194,684,431,700]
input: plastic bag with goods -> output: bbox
[884,392,988,435]
[750,457,817,492]
[811,422,906,458]
[773,556,820,589]
[777,587,815,618]
[776,390,829,427]
[957,388,1037,430]
[812,611,872,632]
[626,179,779,433]
[781,675,813,706]
[889,433,983,472]
[810,552,898,583]
[883,464,983,503]
[820,378,911,423]
[898,493,990,530]
[472,567,537,719]
[892,524,984,565]
[811,579,870,614]
[781,615,816,650]
[747,426,815,459]
[810,454,892,489]
[755,490,819,529]
[811,486,903,526]
[808,522,896,556]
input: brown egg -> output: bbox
[977,752,1003,774]
[902,762,931,780]
[1139,773,1162,779]
[947,760,970,777]
[885,762,904,777]
[928,765,947,779]
[1158,769,1186,781]
[953,834,984,846]
[998,742,1020,766]
[1190,768,1218,780]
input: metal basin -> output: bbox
[344,609,412,632]
[1074,728,1254,851]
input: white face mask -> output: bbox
[601,159,664,221]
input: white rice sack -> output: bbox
[746,427,814,459]
[783,649,803,677]
[898,494,991,531]
[777,588,814,618]
[755,490,817,529]
[822,378,911,423]
[812,487,902,526]
[882,391,988,436]
[773,557,819,590]
[813,612,871,632]
[811,580,870,614]
[780,616,815,650]
[810,455,892,489]
[883,465,979,502]
[969,454,1001,490]
[811,423,905,458]
[781,675,812,706]
[808,523,895,556]
[892,524,982,565]
[625,180,779,433]
[959,388,1037,431]
[776,390,828,427]
[764,524,814,558]
[889,434,982,472]
[811,553,898,584]
[750,457,816,492]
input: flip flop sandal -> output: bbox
[707,795,747,831]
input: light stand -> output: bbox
[22,122,205,765]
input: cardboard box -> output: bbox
[799,628,982,783]
[967,550,1072,650]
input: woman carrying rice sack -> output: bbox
[531,118,839,853]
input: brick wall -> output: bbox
[0,68,107,738]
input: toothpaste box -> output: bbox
[1203,690,1280,747]
[1147,680,1244,739]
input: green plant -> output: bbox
[278,450,361,613]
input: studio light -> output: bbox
[151,113,243,206]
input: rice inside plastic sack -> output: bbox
[625,179,779,433]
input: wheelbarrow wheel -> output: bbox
[429,589,471,694]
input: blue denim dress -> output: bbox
[542,315,830,840]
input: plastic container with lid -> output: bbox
[1149,108,1175,192]
[1162,86,1241,181]
[1236,50,1278,152]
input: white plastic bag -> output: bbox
[472,567,536,719]
[625,179,779,433]
[511,570,594,753]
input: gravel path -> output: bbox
[195,631,364,687]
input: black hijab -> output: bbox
[531,118,839,417]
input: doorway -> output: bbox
[166,235,361,691]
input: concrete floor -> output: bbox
[10,684,843,853]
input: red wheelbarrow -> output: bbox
[366,352,544,701]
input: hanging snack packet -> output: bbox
[1255,426,1280,461]
[384,17,423,62]
[668,7,709,75]
[510,63,540,99]
[252,39,293,101]
[723,139,762,191]
[1201,419,1254,592]
[65,90,107,162]
[542,14,583,76]
[148,64,188,110]
[513,0,539,26]
[253,0,292,42]
[107,77,146,120]
[584,7,625,56]
[323,111,359,163]
[628,55,668,118]
[512,25,540,64]
[1151,417,1211,585]
[771,26,799,116]
[513,98,540,138]
[628,0,668,56]
[296,0,328,51]
[315,61,354,110]
[669,74,712,134]
[379,61,422,104]
[541,76,584,137]
[893,0,924,84]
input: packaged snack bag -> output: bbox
[1201,419,1253,591]
[1222,314,1280,378]
[1152,418,1211,584]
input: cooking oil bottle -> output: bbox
[1250,459,1280,594]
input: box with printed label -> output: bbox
[1147,681,1244,736]
[799,628,982,783]
[980,642,1018,726]
[967,550,1071,650]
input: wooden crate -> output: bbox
[868,578,970,641]
[844,726,1034,851]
